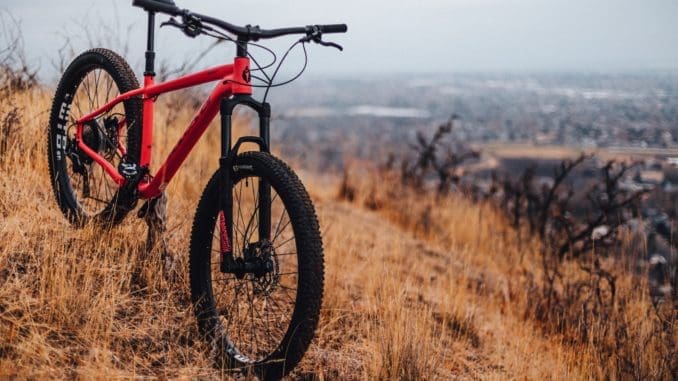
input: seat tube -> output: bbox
[141,76,154,167]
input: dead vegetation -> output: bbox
[339,119,677,379]
[0,11,37,95]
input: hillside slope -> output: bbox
[302,199,589,379]
[0,180,586,379]
[1,85,673,379]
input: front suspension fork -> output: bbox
[218,96,271,273]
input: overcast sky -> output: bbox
[3,0,678,81]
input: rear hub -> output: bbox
[80,120,105,164]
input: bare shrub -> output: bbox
[399,116,479,194]
[491,157,675,379]
[0,106,20,159]
[339,120,676,379]
[0,12,35,164]
[0,11,37,95]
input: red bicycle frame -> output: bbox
[75,56,252,199]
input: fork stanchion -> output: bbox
[258,103,271,241]
[219,99,234,271]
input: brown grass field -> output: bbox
[0,79,675,379]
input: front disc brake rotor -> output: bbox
[245,239,280,296]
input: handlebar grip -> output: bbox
[318,24,348,34]
[132,0,182,16]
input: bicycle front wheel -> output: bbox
[189,151,324,380]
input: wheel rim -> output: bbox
[210,174,299,364]
[63,67,129,216]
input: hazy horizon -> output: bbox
[3,0,678,81]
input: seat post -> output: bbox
[144,11,156,77]
[140,10,157,169]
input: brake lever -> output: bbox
[299,30,344,51]
[160,16,201,38]
[316,40,343,51]
[160,17,182,29]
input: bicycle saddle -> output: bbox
[133,0,178,13]
[134,0,175,5]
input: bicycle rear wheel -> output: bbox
[190,151,324,380]
[47,48,142,226]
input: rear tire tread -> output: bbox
[47,48,142,226]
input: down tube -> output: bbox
[138,88,229,199]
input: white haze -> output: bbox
[3,0,678,81]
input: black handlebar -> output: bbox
[133,0,347,41]
[317,24,348,34]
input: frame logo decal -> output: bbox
[55,93,72,161]
[233,165,253,172]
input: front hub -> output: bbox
[221,239,280,295]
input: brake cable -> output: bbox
[160,15,343,103]
[200,26,311,103]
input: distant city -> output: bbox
[264,72,678,168]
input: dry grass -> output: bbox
[0,81,675,380]
[338,164,676,380]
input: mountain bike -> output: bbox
[46,0,346,378]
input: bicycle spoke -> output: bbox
[273,214,291,243]
[61,67,131,217]
[93,69,101,108]
[247,282,256,355]
[104,73,114,104]
[242,183,260,244]
[274,236,295,250]
[86,195,110,205]
[208,172,300,363]
[84,73,96,111]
